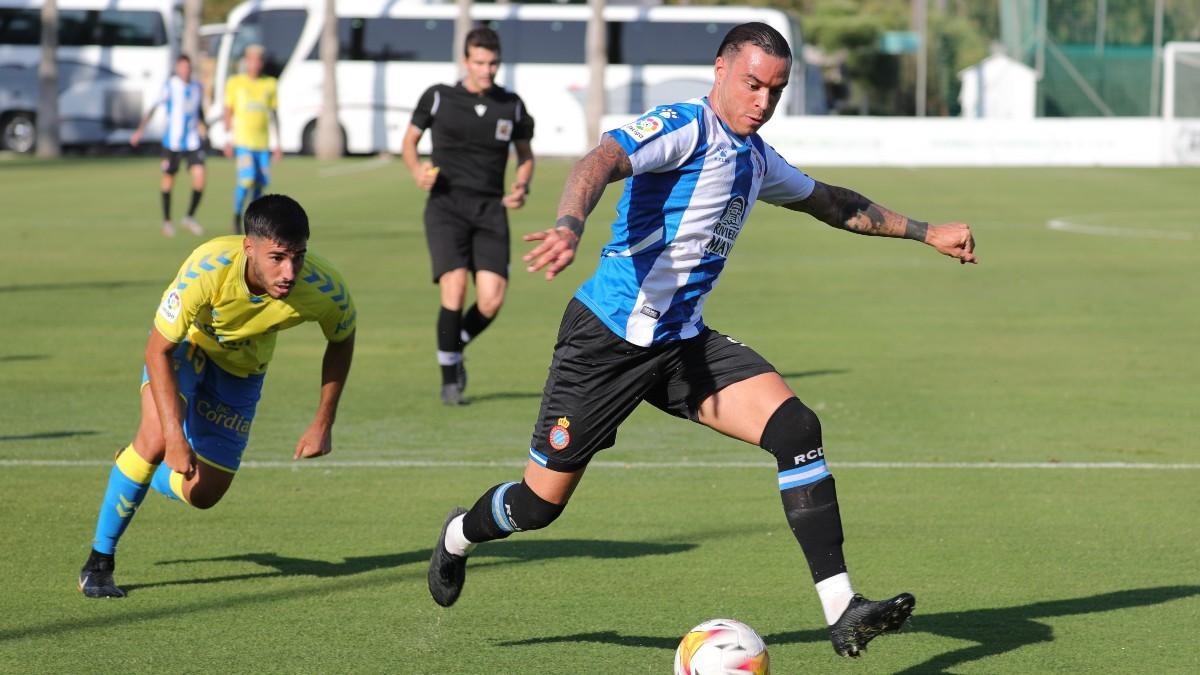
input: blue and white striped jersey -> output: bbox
[159,76,203,152]
[574,97,817,347]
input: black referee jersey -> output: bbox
[410,82,534,197]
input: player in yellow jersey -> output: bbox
[224,45,282,234]
[79,194,357,598]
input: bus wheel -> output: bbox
[301,120,346,156]
[2,112,36,154]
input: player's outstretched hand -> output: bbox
[164,436,196,478]
[223,144,234,159]
[926,222,978,264]
[272,147,283,163]
[294,423,332,460]
[523,226,579,281]
[129,130,142,148]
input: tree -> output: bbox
[36,0,61,157]
[585,0,606,146]
[182,0,204,63]
[315,0,342,158]
[454,0,472,80]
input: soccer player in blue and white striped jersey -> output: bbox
[429,23,977,659]
[131,55,207,237]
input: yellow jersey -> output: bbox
[153,236,357,377]
[224,74,277,150]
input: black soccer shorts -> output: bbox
[528,298,777,472]
[161,148,205,175]
[423,192,510,283]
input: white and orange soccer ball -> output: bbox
[673,618,770,675]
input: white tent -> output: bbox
[959,52,1037,119]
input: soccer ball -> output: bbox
[673,618,770,675]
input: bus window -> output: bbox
[0,8,39,45]
[0,8,166,47]
[308,18,454,62]
[486,20,586,65]
[59,10,167,47]
[229,9,307,77]
[613,22,736,66]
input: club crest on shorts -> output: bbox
[549,416,571,451]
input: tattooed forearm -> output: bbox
[789,182,926,240]
[556,135,633,234]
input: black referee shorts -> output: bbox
[528,298,777,472]
[424,191,509,283]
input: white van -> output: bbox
[0,0,178,152]
[208,0,804,156]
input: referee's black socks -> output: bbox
[437,306,463,385]
[761,397,856,623]
[460,304,495,347]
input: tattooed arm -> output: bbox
[788,181,978,264]
[523,135,634,280]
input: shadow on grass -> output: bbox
[0,279,159,294]
[467,391,543,403]
[0,539,693,643]
[0,430,97,442]
[498,586,1200,673]
[0,354,48,363]
[777,369,850,380]
[116,538,694,594]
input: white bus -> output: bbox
[0,0,178,152]
[208,0,805,156]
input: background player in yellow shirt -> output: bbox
[78,194,357,598]
[223,45,282,234]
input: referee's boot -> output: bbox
[79,549,127,598]
[828,592,915,657]
[428,507,468,607]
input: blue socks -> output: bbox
[91,446,156,555]
[150,462,186,501]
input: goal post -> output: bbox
[1163,42,1200,120]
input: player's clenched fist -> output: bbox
[925,222,978,264]
[164,434,196,478]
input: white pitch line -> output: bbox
[2,458,1198,470]
[317,156,393,178]
[1047,218,1197,241]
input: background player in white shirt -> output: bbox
[131,55,207,237]
[429,23,976,659]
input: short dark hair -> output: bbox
[464,26,501,58]
[244,194,309,248]
[176,54,191,65]
[716,22,792,62]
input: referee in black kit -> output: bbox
[402,26,535,406]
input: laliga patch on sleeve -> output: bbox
[620,115,665,143]
[159,290,182,322]
[495,118,513,142]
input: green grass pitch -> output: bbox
[0,155,1197,673]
